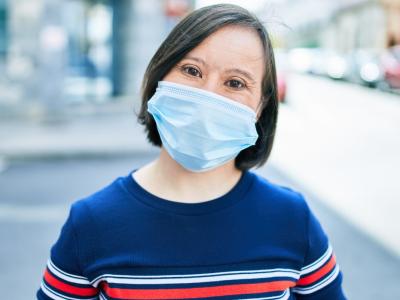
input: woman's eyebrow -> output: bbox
[225,68,256,83]
[183,56,207,66]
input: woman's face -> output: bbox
[163,25,265,116]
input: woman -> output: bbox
[37,4,346,300]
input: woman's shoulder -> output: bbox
[67,174,131,227]
[251,171,307,203]
[249,171,310,218]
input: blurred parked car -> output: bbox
[288,47,315,74]
[308,48,330,76]
[380,45,400,90]
[277,71,287,102]
[347,49,383,88]
[325,52,352,81]
[274,48,289,103]
[288,47,351,80]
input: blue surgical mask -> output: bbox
[147,81,259,172]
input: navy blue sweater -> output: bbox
[37,169,346,299]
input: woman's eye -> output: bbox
[182,66,202,78]
[226,79,245,89]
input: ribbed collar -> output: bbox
[120,169,255,216]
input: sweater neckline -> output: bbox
[121,169,255,215]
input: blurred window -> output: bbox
[64,0,113,101]
[0,0,6,59]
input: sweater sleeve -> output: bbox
[36,202,99,299]
[292,197,347,299]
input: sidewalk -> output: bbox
[0,99,157,161]
[269,73,400,258]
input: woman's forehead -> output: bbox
[183,25,265,78]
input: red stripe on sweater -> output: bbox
[297,255,336,286]
[102,280,295,299]
[44,269,98,297]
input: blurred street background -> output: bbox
[0,0,400,299]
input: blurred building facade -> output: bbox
[2,0,397,116]
[322,1,386,53]
[265,0,399,53]
[381,0,400,46]
[0,0,194,116]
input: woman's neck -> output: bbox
[133,147,243,203]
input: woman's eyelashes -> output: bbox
[180,65,202,78]
[225,78,246,90]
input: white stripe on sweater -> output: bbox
[48,258,92,285]
[91,268,300,287]
[300,245,333,276]
[40,281,97,300]
[293,265,340,295]
[244,288,290,300]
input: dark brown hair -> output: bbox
[137,3,278,171]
